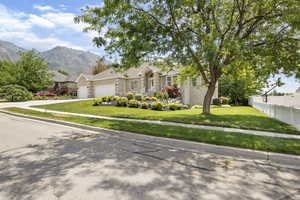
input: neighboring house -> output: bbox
[76,64,218,105]
[50,71,77,96]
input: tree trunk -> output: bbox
[202,81,217,114]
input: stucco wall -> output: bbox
[182,78,218,105]
[77,76,88,87]
[125,78,141,93]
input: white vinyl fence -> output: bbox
[249,96,300,131]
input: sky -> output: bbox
[0,0,103,54]
[0,0,299,93]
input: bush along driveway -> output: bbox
[34,100,300,135]
[3,107,300,156]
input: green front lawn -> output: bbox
[35,100,300,135]
[3,107,300,156]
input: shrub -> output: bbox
[93,98,103,106]
[117,97,128,106]
[213,97,230,105]
[33,95,47,100]
[142,96,152,101]
[162,103,169,110]
[150,97,158,101]
[220,96,230,105]
[128,99,139,108]
[213,98,221,106]
[182,105,189,110]
[150,101,163,111]
[155,91,169,101]
[140,102,149,109]
[134,93,143,101]
[0,85,33,102]
[191,105,202,109]
[100,96,114,102]
[168,103,183,110]
[126,92,134,100]
[162,85,181,98]
[113,96,121,101]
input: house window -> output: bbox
[130,80,138,90]
[167,76,172,86]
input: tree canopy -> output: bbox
[0,51,53,92]
[75,0,300,113]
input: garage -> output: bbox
[95,80,116,98]
[78,86,88,99]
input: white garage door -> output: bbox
[95,81,115,98]
[78,86,88,99]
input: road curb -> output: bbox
[1,109,300,170]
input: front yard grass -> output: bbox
[3,107,300,156]
[35,100,300,135]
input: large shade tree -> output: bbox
[75,0,300,114]
[0,51,53,92]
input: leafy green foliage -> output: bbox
[150,101,163,110]
[0,51,53,92]
[155,91,169,102]
[117,97,128,106]
[126,92,134,100]
[219,63,267,105]
[16,51,53,92]
[168,103,183,110]
[75,0,300,113]
[0,85,33,102]
[140,102,149,109]
[128,99,139,108]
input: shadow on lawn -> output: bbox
[162,113,298,134]
[0,129,299,200]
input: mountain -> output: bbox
[40,46,99,75]
[0,40,26,62]
[0,40,99,75]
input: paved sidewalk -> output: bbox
[20,106,300,140]
[0,99,89,108]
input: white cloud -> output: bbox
[33,5,58,12]
[0,4,87,51]
[42,12,84,32]
[28,14,56,28]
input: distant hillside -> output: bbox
[0,40,99,75]
[40,46,99,75]
[0,40,26,62]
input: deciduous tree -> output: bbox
[75,0,300,113]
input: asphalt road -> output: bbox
[0,113,299,200]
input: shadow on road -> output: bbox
[0,129,299,200]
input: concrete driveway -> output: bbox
[0,113,300,200]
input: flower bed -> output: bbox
[93,93,189,111]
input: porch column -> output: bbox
[87,81,95,98]
[153,72,160,92]
[140,75,146,95]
